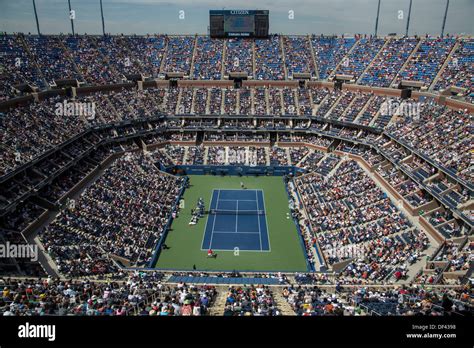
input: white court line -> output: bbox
[218,199,257,202]
[255,189,263,251]
[235,200,239,233]
[200,189,269,252]
[261,190,272,252]
[200,248,272,252]
[208,189,220,249]
[200,189,215,250]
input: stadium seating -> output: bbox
[224,285,280,316]
[193,36,223,79]
[255,35,285,80]
[283,36,316,78]
[0,273,217,316]
[225,38,253,75]
[162,36,194,74]
[63,35,119,84]
[395,37,456,86]
[39,153,185,276]
[312,36,356,79]
[0,32,472,310]
[359,38,418,87]
[335,37,385,79]
[434,38,473,100]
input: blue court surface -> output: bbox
[201,189,270,251]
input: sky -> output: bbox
[0,0,472,36]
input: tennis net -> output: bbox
[209,209,265,216]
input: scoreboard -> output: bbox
[210,10,269,38]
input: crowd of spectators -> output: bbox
[359,38,418,87]
[121,35,166,78]
[255,35,285,80]
[4,84,468,177]
[297,87,312,115]
[207,146,226,165]
[289,147,310,166]
[1,34,473,105]
[3,274,470,316]
[39,153,185,276]
[341,93,372,122]
[434,240,472,272]
[328,90,357,120]
[282,88,298,115]
[339,229,430,283]
[162,145,185,165]
[227,147,246,165]
[96,36,143,79]
[434,39,473,100]
[26,35,82,86]
[292,158,437,283]
[386,105,472,181]
[283,285,348,315]
[269,146,289,166]
[248,146,267,166]
[0,273,217,316]
[192,88,208,114]
[268,88,283,115]
[193,36,223,79]
[223,88,238,115]
[354,95,385,126]
[283,283,473,316]
[225,38,253,75]
[208,87,223,114]
[179,87,193,114]
[296,160,393,233]
[224,285,280,316]
[63,35,118,84]
[298,151,325,172]
[395,37,456,86]
[315,88,342,117]
[349,285,472,315]
[254,87,268,115]
[1,95,89,176]
[0,35,45,100]
[335,37,385,79]
[162,36,194,75]
[312,36,356,79]
[283,36,316,78]
[239,87,252,115]
[1,33,472,295]
[185,146,205,165]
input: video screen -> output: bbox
[224,14,254,33]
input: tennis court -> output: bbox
[155,175,308,271]
[201,189,270,251]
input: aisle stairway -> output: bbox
[207,286,296,316]
[208,287,228,315]
[273,291,296,316]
